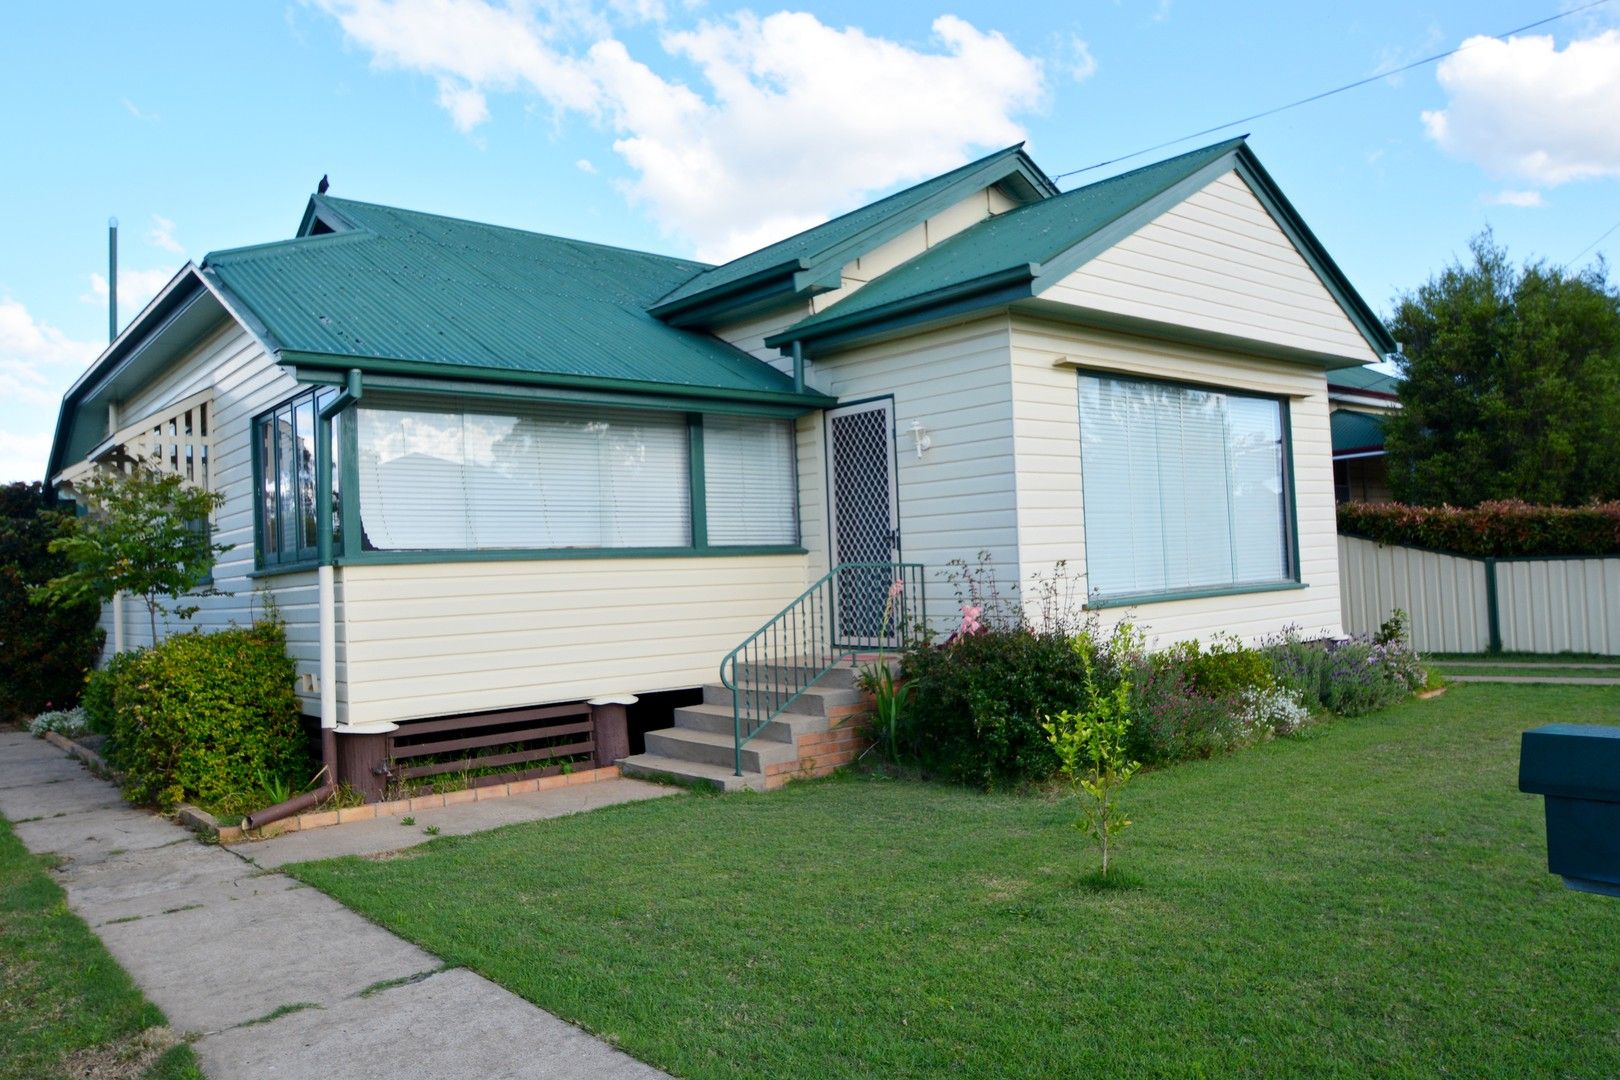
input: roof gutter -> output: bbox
[647,258,810,325]
[764,263,1038,351]
[279,350,837,409]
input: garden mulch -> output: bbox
[0,730,670,1079]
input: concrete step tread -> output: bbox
[671,703,828,742]
[646,726,799,762]
[618,753,764,793]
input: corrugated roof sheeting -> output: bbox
[202,198,806,398]
[1331,408,1387,454]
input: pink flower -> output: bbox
[887,579,904,600]
[958,604,984,636]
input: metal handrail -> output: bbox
[719,561,925,775]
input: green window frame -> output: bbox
[330,395,801,563]
[252,387,339,569]
[1077,370,1301,608]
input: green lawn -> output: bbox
[0,818,203,1080]
[289,684,1620,1078]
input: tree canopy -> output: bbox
[1385,232,1620,507]
[34,467,228,645]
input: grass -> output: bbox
[288,684,1620,1079]
[0,816,204,1080]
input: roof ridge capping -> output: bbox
[765,136,1398,359]
[648,142,1058,325]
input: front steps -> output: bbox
[619,660,876,792]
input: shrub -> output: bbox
[901,628,1086,788]
[1260,628,1427,718]
[28,707,89,738]
[107,621,309,811]
[81,648,142,737]
[1125,636,1277,765]
[1338,500,1620,558]
[1237,685,1310,736]
[0,481,103,720]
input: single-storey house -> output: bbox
[47,136,1397,794]
[1328,365,1400,502]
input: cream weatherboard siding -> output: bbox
[803,318,1020,627]
[88,318,342,719]
[1010,315,1345,645]
[336,554,810,725]
[1041,170,1380,366]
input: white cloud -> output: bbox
[0,297,101,480]
[83,268,176,318]
[1483,189,1544,207]
[122,97,158,121]
[575,157,596,173]
[1422,31,1620,186]
[0,432,54,485]
[314,3,1048,261]
[1069,35,1097,82]
[148,214,183,254]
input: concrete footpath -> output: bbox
[0,731,672,1079]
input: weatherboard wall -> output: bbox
[90,320,341,719]
[1040,170,1381,366]
[1010,315,1345,645]
[336,554,811,725]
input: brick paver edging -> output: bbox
[211,766,626,842]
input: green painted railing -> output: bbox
[720,562,925,776]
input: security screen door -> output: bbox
[826,399,900,648]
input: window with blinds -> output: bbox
[1078,373,1293,600]
[703,415,799,545]
[355,402,691,551]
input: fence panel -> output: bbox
[1337,535,1490,652]
[1338,535,1620,655]
[1496,558,1620,655]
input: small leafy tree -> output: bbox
[35,467,229,645]
[1043,646,1139,878]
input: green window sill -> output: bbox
[1086,580,1306,610]
[332,544,808,567]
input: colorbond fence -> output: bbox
[1338,534,1620,656]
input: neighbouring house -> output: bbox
[46,136,1397,793]
[1328,365,1401,503]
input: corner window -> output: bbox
[254,387,339,567]
[1078,373,1295,601]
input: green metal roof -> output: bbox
[1330,408,1387,455]
[649,144,1057,322]
[199,196,829,407]
[1327,365,1401,396]
[766,138,1398,359]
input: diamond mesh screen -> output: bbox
[830,406,896,644]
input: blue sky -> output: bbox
[3,0,1618,481]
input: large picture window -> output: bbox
[347,401,799,554]
[1078,373,1294,601]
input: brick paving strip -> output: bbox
[0,731,675,1079]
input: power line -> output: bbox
[1566,217,1620,267]
[1050,0,1615,184]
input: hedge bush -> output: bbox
[0,481,103,720]
[82,649,141,737]
[107,621,309,811]
[1338,499,1620,558]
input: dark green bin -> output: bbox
[1519,724,1620,898]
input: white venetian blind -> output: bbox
[1078,374,1291,599]
[703,415,799,545]
[356,402,689,551]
